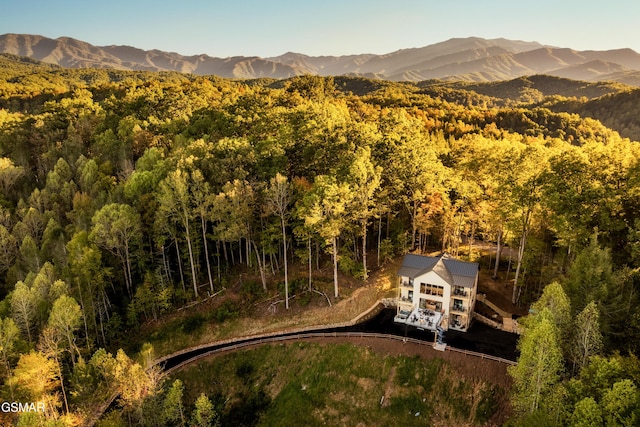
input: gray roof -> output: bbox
[397,253,478,288]
[442,258,479,278]
[397,254,439,278]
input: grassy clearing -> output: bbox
[171,342,506,427]
[135,259,400,357]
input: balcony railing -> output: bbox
[453,288,468,297]
[452,304,466,313]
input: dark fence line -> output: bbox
[88,301,515,426]
[155,300,386,365]
[164,331,516,374]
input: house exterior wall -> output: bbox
[396,257,478,332]
[415,270,450,315]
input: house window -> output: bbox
[420,283,444,296]
[452,299,465,312]
[420,299,441,311]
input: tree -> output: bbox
[455,136,514,277]
[17,235,42,278]
[543,148,597,251]
[191,393,217,427]
[347,146,382,280]
[506,143,548,304]
[114,348,156,422]
[292,177,316,292]
[265,173,291,308]
[570,397,603,427]
[9,351,58,417]
[158,169,199,298]
[571,302,603,373]
[38,326,70,415]
[66,231,110,348]
[302,175,352,298]
[0,157,25,198]
[212,179,266,290]
[0,224,18,272]
[509,309,564,415]
[11,281,36,344]
[47,294,82,366]
[90,203,142,298]
[530,282,571,333]
[190,169,215,293]
[0,317,19,397]
[601,379,639,426]
[383,129,447,251]
[164,379,186,426]
[564,236,612,314]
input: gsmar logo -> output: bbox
[0,402,46,413]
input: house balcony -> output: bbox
[449,314,468,331]
[453,288,468,297]
[394,307,412,323]
[449,321,468,332]
[395,307,443,331]
[400,280,413,288]
[451,304,467,313]
[397,296,413,307]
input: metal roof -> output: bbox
[397,253,478,288]
[396,254,439,278]
[442,258,479,278]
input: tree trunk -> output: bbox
[201,216,214,293]
[162,245,172,284]
[57,359,69,415]
[174,237,186,294]
[493,227,502,279]
[411,201,418,250]
[333,236,339,298]
[252,240,267,290]
[512,228,529,304]
[124,243,133,297]
[183,218,198,298]
[361,220,368,280]
[377,214,382,267]
[216,241,221,282]
[281,217,289,309]
[76,286,90,351]
[119,254,131,299]
[308,237,312,291]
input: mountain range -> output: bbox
[2,33,640,85]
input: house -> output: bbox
[394,253,478,332]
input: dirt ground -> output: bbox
[477,271,529,318]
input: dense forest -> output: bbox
[2,53,640,426]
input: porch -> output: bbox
[395,307,443,331]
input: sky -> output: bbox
[1,0,639,58]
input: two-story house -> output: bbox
[394,253,478,332]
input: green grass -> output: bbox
[171,342,507,426]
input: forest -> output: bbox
[1,52,640,425]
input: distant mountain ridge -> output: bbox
[2,33,640,84]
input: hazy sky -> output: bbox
[2,0,638,57]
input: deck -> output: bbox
[394,307,443,331]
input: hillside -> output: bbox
[2,33,640,84]
[417,75,630,104]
